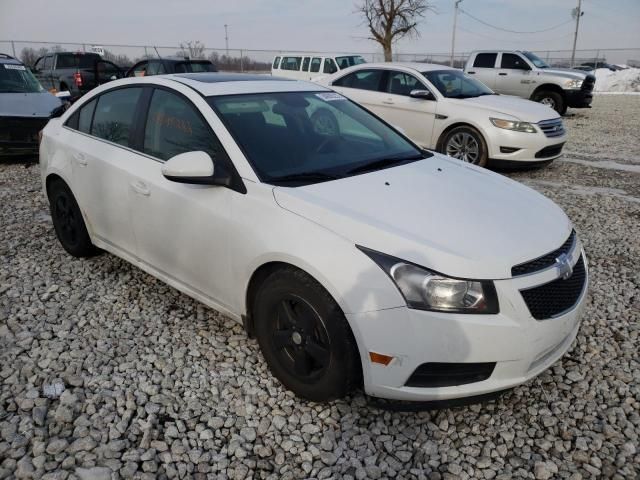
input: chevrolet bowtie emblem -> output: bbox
[555,253,573,280]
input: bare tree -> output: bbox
[178,41,206,59]
[357,0,435,61]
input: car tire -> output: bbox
[48,179,99,257]
[441,125,488,167]
[253,267,361,402]
[533,90,566,115]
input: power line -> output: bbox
[456,25,574,44]
[459,8,573,34]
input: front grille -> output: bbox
[405,362,496,388]
[582,75,595,92]
[520,255,586,320]
[512,230,576,276]
[537,118,566,138]
[0,116,49,143]
[535,143,565,158]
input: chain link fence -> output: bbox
[1,40,639,72]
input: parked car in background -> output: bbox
[0,54,66,158]
[272,53,366,80]
[580,62,626,72]
[40,73,587,403]
[464,50,595,114]
[319,62,566,168]
[126,58,217,77]
[31,51,123,100]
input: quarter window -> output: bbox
[473,53,497,68]
[501,53,529,70]
[143,88,225,162]
[323,58,338,74]
[386,71,426,96]
[309,57,321,73]
[302,57,310,71]
[333,69,383,91]
[91,88,142,147]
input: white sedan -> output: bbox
[316,63,567,168]
[40,73,587,402]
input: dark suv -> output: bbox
[0,54,66,158]
[32,52,123,99]
[126,58,217,77]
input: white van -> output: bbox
[271,54,366,81]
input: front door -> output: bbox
[495,53,534,97]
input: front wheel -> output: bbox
[253,267,361,402]
[533,90,567,115]
[441,126,488,167]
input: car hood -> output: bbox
[450,95,559,122]
[0,91,62,117]
[535,68,590,80]
[273,154,571,280]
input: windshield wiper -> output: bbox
[347,154,424,175]
[268,171,340,185]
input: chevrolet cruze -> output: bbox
[40,73,588,402]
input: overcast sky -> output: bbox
[1,0,638,59]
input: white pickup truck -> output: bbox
[464,50,595,115]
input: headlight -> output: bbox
[358,247,499,314]
[490,118,537,133]
[564,79,583,89]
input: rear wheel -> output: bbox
[441,126,488,167]
[253,267,360,402]
[48,179,99,257]
[533,90,566,115]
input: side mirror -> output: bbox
[409,89,435,101]
[162,151,220,185]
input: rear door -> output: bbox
[466,52,497,89]
[65,87,144,256]
[495,53,533,97]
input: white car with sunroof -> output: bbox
[40,73,587,403]
[318,62,567,168]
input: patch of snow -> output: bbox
[560,157,640,174]
[526,180,640,204]
[594,67,640,92]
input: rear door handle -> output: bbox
[467,71,476,74]
[130,181,150,196]
[498,72,508,76]
[72,153,87,166]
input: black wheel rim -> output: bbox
[53,193,79,247]
[269,294,331,382]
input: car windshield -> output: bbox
[0,63,44,93]
[522,51,550,69]
[422,69,494,99]
[208,91,426,186]
[335,55,367,69]
[175,61,216,73]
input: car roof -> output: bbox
[163,73,331,96]
[342,62,455,73]
[0,54,22,65]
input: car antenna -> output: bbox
[153,46,170,75]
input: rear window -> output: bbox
[56,54,99,69]
[473,53,497,68]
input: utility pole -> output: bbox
[450,0,463,67]
[570,0,583,68]
[224,24,229,57]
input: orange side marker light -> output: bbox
[369,352,394,366]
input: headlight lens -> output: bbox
[564,79,583,89]
[359,247,499,314]
[490,118,537,133]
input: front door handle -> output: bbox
[382,99,394,105]
[467,71,476,74]
[498,72,508,76]
[72,153,87,166]
[131,181,151,196]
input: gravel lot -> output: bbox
[1,95,639,480]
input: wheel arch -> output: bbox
[435,121,487,152]
[530,83,565,100]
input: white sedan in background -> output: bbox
[317,63,567,168]
[40,73,587,403]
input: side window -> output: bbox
[78,99,97,133]
[501,53,530,70]
[43,56,53,70]
[33,57,43,70]
[333,69,383,91]
[130,61,148,77]
[309,57,321,73]
[273,56,281,69]
[91,88,142,147]
[146,61,165,76]
[323,58,338,74]
[281,57,302,71]
[302,57,310,71]
[386,71,425,96]
[143,89,225,162]
[473,53,497,68]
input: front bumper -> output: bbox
[486,127,567,164]
[348,250,588,401]
[0,116,49,158]
[565,88,593,108]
